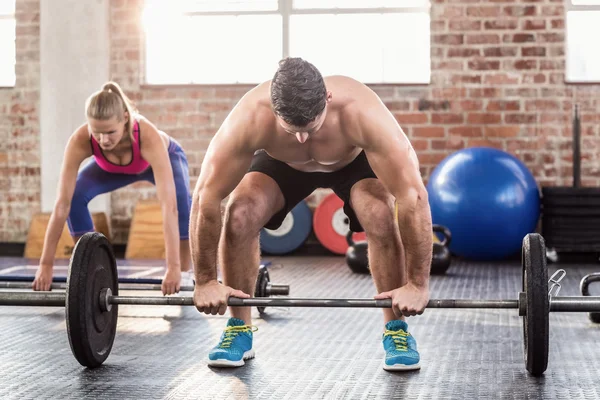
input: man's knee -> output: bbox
[359,200,395,240]
[224,196,268,239]
[351,181,396,240]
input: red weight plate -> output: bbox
[313,193,367,255]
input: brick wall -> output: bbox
[2,0,599,243]
[419,0,600,186]
[0,0,39,242]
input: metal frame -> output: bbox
[141,0,431,85]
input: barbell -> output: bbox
[0,266,289,306]
[1,232,600,376]
[0,269,289,298]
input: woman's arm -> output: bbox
[138,119,182,294]
[33,126,92,290]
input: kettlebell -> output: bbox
[345,231,369,274]
[345,225,453,275]
[431,224,452,275]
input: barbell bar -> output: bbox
[0,275,289,310]
[0,274,173,285]
[3,291,600,310]
[0,280,290,295]
[0,292,517,307]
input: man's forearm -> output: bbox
[190,198,222,285]
[396,196,432,288]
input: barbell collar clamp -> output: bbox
[518,292,526,316]
[99,288,112,312]
[548,269,566,298]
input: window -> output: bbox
[0,0,15,87]
[566,0,600,82]
[142,0,430,85]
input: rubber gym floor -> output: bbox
[0,254,599,400]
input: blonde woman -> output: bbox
[33,81,193,295]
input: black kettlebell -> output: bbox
[345,231,370,274]
[431,224,452,275]
[345,225,452,275]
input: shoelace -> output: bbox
[384,329,409,351]
[219,325,258,349]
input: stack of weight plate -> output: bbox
[541,104,600,253]
[541,187,600,253]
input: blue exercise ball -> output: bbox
[427,147,540,261]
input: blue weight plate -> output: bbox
[260,201,312,255]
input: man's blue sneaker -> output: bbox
[382,319,420,371]
[208,318,257,367]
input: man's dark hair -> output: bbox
[270,57,327,127]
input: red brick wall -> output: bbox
[0,0,39,242]
[2,0,600,243]
[420,0,600,186]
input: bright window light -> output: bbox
[293,0,429,9]
[290,13,430,84]
[145,0,278,12]
[144,13,282,84]
[0,1,15,14]
[143,0,430,85]
[0,1,15,87]
[571,0,600,4]
[566,10,600,82]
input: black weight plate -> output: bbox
[542,236,600,245]
[542,232,600,245]
[541,208,600,217]
[66,232,118,368]
[542,233,600,242]
[542,228,600,238]
[546,244,600,253]
[254,265,270,314]
[522,233,549,377]
[542,197,600,207]
[542,220,600,231]
[542,187,600,197]
[542,217,600,229]
[543,235,600,245]
[543,212,600,220]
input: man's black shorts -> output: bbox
[247,150,378,232]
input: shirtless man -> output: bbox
[190,57,432,371]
